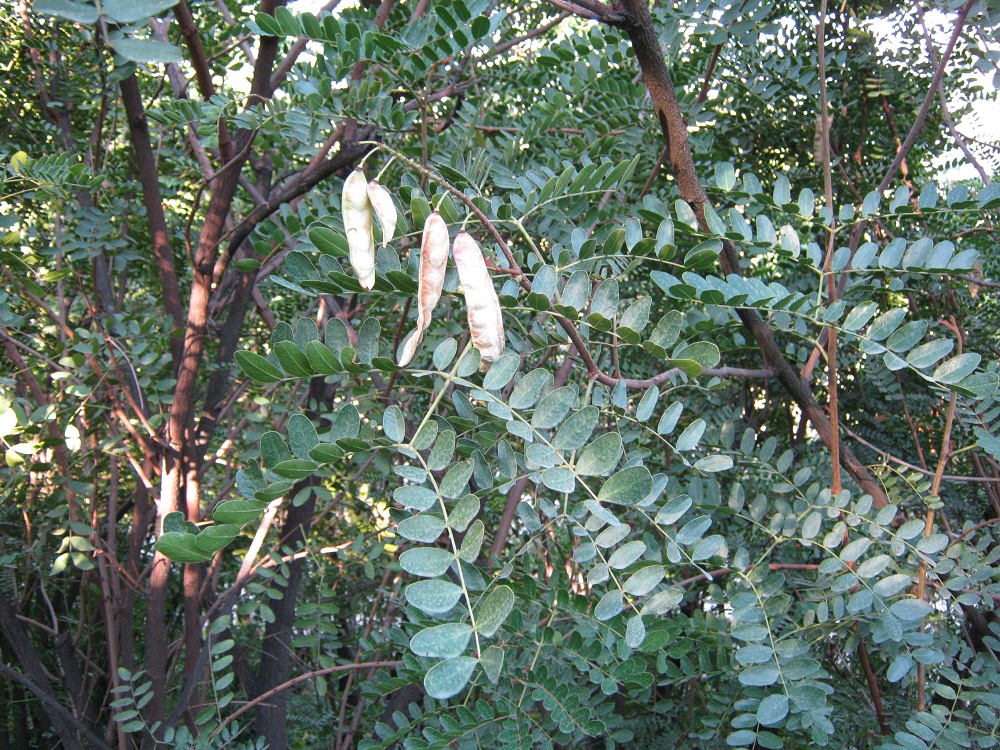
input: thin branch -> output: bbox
[857,640,890,735]
[541,0,623,24]
[590,0,891,507]
[817,0,841,495]
[916,321,960,712]
[841,425,999,483]
[493,11,570,55]
[217,661,401,730]
[916,3,990,185]
[876,0,977,195]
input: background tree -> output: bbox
[1,0,1000,747]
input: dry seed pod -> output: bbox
[452,231,505,365]
[342,168,375,289]
[397,212,449,366]
[367,180,397,246]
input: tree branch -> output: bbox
[610,0,890,507]
[876,0,976,195]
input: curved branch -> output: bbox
[218,661,401,730]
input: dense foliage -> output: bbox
[2,0,1000,747]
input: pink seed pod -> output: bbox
[398,212,450,367]
[452,231,505,365]
[367,180,397,246]
[342,168,375,290]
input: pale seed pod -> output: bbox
[342,168,375,290]
[366,180,397,246]
[452,231,505,365]
[398,212,450,366]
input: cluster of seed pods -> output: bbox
[342,168,397,290]
[341,170,504,367]
[397,217,506,367]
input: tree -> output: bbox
[1,0,1000,747]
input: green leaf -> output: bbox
[636,386,659,422]
[409,623,473,659]
[393,485,438,511]
[33,0,99,24]
[933,353,980,384]
[356,317,380,364]
[405,580,463,614]
[576,433,623,476]
[476,585,514,637]
[102,0,179,23]
[213,500,268,525]
[727,730,757,747]
[756,694,789,726]
[234,351,284,383]
[541,467,576,494]
[906,339,955,369]
[840,537,870,562]
[856,554,891,579]
[553,407,599,451]
[154,532,212,563]
[383,406,405,443]
[694,455,733,473]
[676,515,711,545]
[194,525,240,553]
[427,431,456,471]
[433,338,458,369]
[480,645,504,683]
[655,495,692,525]
[885,320,928,353]
[739,663,779,686]
[623,565,665,596]
[641,587,683,615]
[110,38,184,64]
[399,547,454,578]
[508,368,552,409]
[599,466,653,505]
[625,614,646,648]
[287,414,319,459]
[890,598,932,621]
[532,386,576,429]
[459,520,484,562]
[594,590,623,621]
[449,495,480,533]
[424,656,477,699]
[673,342,720,371]
[657,402,683,434]
[887,654,914,682]
[691,534,725,561]
[260,432,293,469]
[608,540,646,569]
[873,574,911,597]
[619,297,651,342]
[273,341,313,377]
[675,419,706,451]
[396,515,445,542]
[161,512,187,535]
[482,353,520,391]
[439,460,473,499]
[269,458,319,480]
[867,308,907,341]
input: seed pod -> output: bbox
[398,212,449,366]
[452,231,505,365]
[342,168,375,290]
[367,180,397,246]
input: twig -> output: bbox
[817,0,841,495]
[876,0,977,195]
[857,640,890,735]
[217,661,401,730]
[916,319,960,712]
